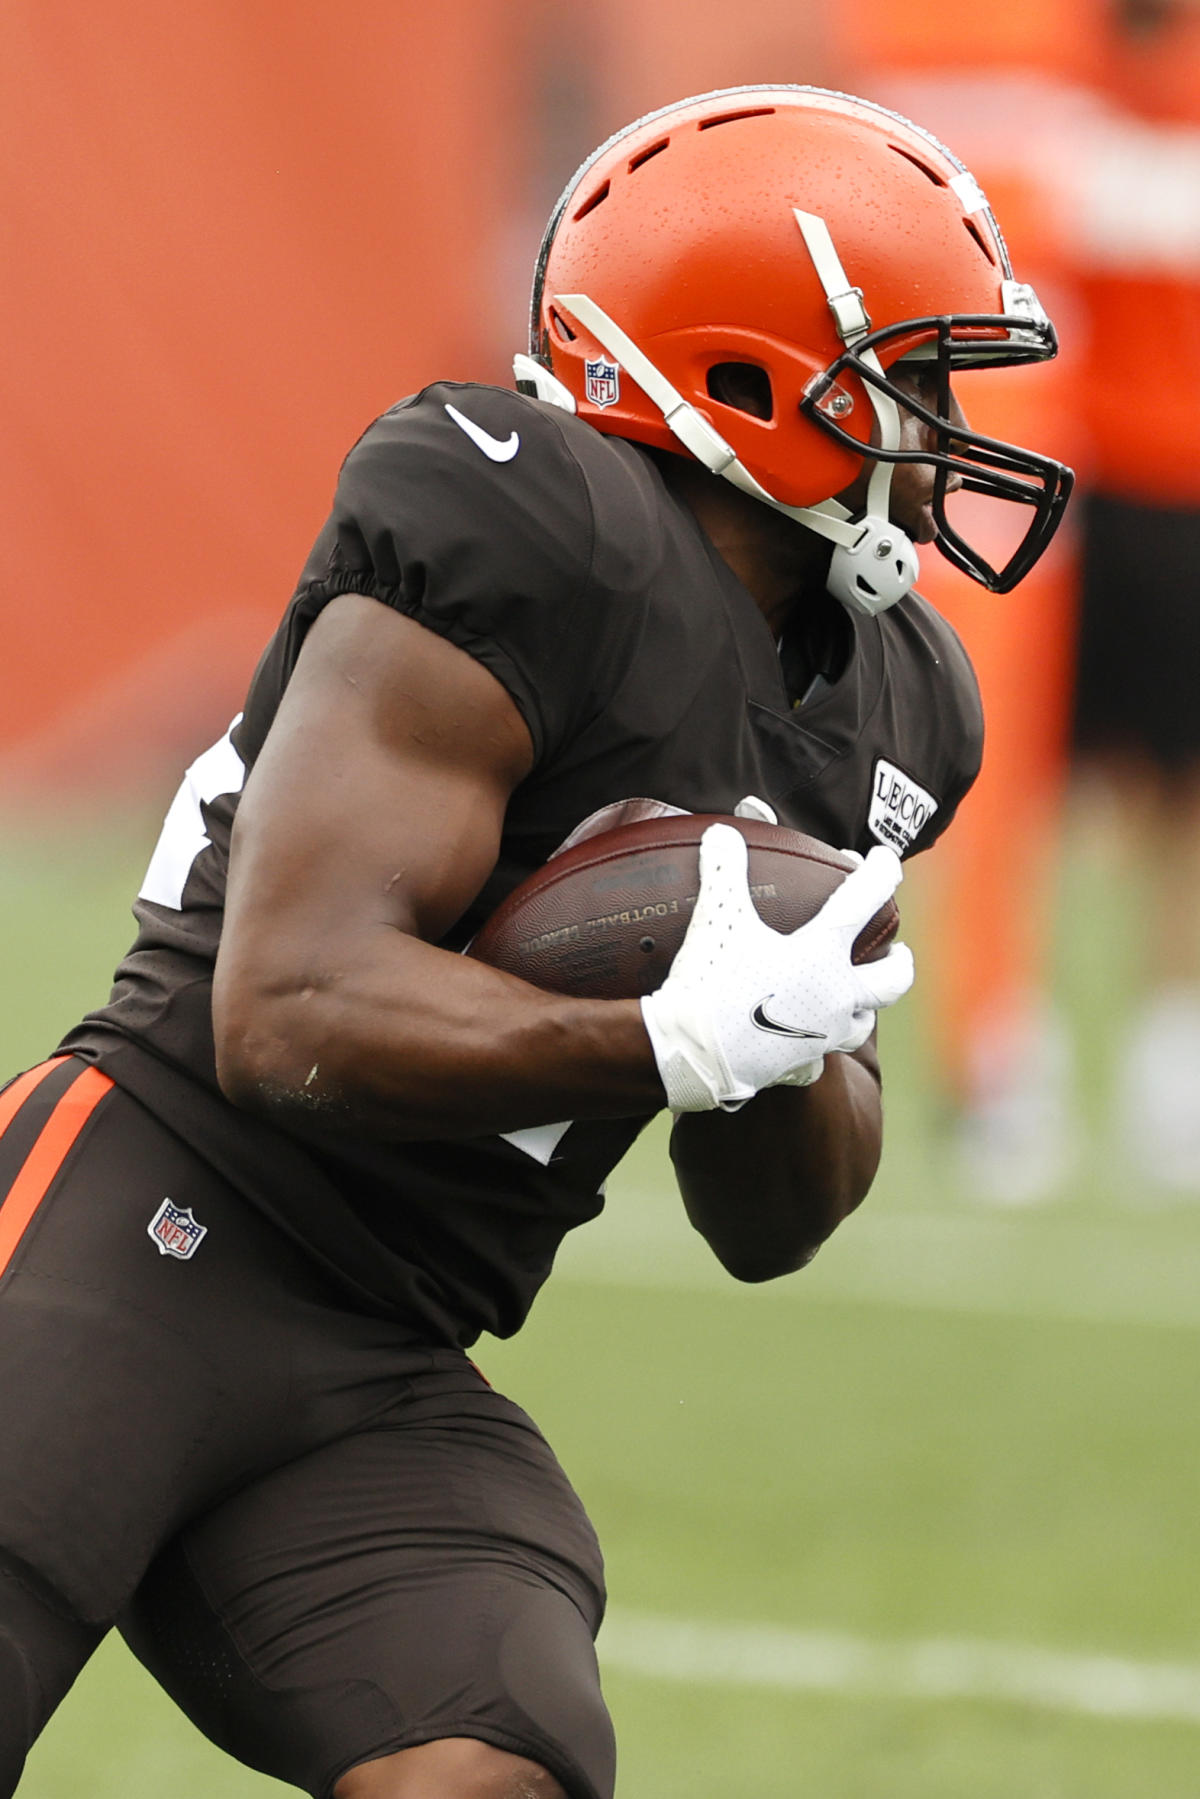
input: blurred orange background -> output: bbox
[1,2,525,792]
[0,0,841,796]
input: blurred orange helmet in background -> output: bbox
[520,86,1073,611]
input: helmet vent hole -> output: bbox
[629,138,669,173]
[549,308,577,343]
[963,216,998,266]
[573,180,610,222]
[698,106,776,130]
[707,363,773,421]
[889,143,947,186]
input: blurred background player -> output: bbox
[835,0,1200,1203]
[833,0,1094,1202]
[1069,0,1200,1194]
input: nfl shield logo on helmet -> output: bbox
[148,1197,207,1260]
[585,356,620,408]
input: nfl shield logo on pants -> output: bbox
[148,1197,207,1259]
[585,357,620,408]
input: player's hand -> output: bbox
[640,822,914,1111]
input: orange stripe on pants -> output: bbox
[0,1061,113,1277]
[0,1056,71,1139]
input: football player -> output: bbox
[0,87,1071,1799]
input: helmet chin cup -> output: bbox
[826,516,920,616]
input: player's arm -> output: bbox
[213,592,663,1140]
[640,822,911,1280]
[668,1039,882,1281]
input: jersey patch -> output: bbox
[868,757,938,852]
[148,1198,207,1260]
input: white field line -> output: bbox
[600,1609,1200,1725]
[555,1200,1200,1332]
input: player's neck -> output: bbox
[656,452,833,640]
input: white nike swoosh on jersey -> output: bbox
[444,402,520,462]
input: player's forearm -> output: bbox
[212,928,664,1139]
[668,1045,883,1281]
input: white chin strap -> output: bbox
[549,215,918,617]
[790,210,919,614]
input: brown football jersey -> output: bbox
[64,381,982,1344]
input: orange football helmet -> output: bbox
[515,85,1073,614]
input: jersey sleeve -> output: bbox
[293,383,656,764]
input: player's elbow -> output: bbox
[212,1009,296,1118]
[696,1222,823,1284]
[211,967,322,1122]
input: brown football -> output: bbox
[468,814,899,1000]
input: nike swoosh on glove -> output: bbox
[639,822,915,1112]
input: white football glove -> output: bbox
[640,822,915,1112]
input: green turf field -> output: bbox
[5,811,1200,1798]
